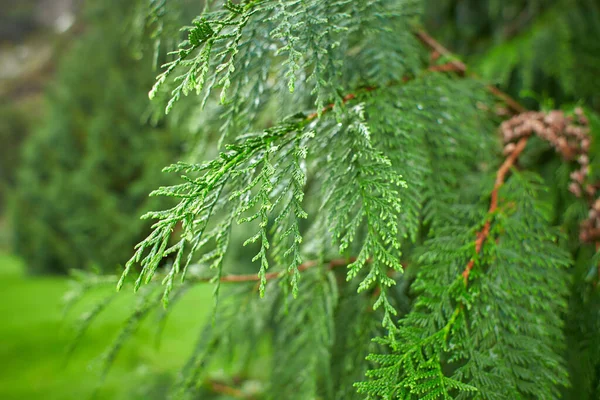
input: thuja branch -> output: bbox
[169,30,536,289]
[413,30,596,286]
[416,30,533,284]
[122,29,540,296]
[432,54,595,285]
[306,29,526,125]
[297,30,533,287]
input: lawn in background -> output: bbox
[0,252,213,400]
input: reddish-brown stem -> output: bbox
[303,30,525,128]
[485,84,527,114]
[428,62,465,73]
[414,30,467,74]
[199,257,357,284]
[207,380,254,399]
[414,29,526,115]
[462,137,529,284]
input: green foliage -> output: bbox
[425,0,600,111]
[55,0,600,399]
[360,173,571,398]
[149,0,423,115]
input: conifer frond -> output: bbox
[171,282,271,399]
[346,0,423,86]
[565,249,600,398]
[128,0,176,67]
[215,21,273,146]
[118,119,311,300]
[154,282,191,347]
[63,272,120,362]
[476,4,576,96]
[100,286,163,380]
[330,279,385,400]
[149,0,425,113]
[451,172,571,399]
[126,74,496,307]
[269,0,303,93]
[360,172,572,399]
[66,293,116,361]
[472,0,600,107]
[365,73,496,240]
[269,133,310,296]
[318,103,406,328]
[149,1,258,112]
[270,269,338,399]
[63,270,118,317]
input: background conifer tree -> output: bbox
[62,0,600,399]
[11,0,188,274]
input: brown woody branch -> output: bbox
[414,29,527,115]
[414,30,467,75]
[193,257,357,284]
[462,137,529,284]
[206,379,255,399]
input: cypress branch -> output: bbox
[65,2,600,399]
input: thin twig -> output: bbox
[191,257,357,284]
[207,380,255,399]
[414,30,467,74]
[414,29,527,114]
[462,137,529,284]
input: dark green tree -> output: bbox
[12,1,186,274]
[66,0,600,399]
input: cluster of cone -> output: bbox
[500,108,599,243]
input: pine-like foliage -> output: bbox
[66,0,600,399]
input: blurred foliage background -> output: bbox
[0,0,598,398]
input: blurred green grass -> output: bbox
[0,252,213,400]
